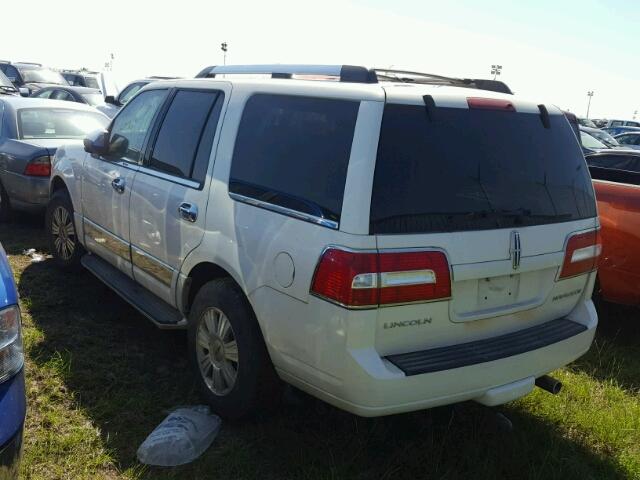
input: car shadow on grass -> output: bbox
[8,219,632,480]
[570,300,640,394]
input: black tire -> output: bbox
[46,189,83,270]
[188,278,280,419]
[0,182,12,222]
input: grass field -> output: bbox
[2,217,639,480]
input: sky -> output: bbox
[5,0,639,119]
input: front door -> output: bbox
[129,88,226,305]
[82,88,169,276]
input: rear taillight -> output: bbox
[311,248,451,308]
[24,155,51,177]
[558,230,601,280]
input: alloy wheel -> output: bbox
[196,307,239,396]
[51,206,76,260]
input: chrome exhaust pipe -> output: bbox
[535,375,562,395]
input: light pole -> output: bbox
[586,91,594,119]
[490,64,502,80]
[221,42,228,66]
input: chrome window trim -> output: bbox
[136,165,201,189]
[131,246,174,286]
[229,192,339,230]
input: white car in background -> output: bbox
[47,64,599,419]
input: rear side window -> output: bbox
[370,104,597,234]
[148,90,222,182]
[229,94,359,226]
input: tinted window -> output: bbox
[2,65,19,83]
[371,104,596,234]
[108,89,167,163]
[63,74,78,86]
[230,94,359,225]
[149,90,221,180]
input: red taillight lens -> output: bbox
[467,97,515,112]
[310,249,379,307]
[311,248,451,308]
[24,155,51,177]
[558,230,601,280]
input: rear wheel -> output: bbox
[0,182,12,222]
[188,278,280,419]
[46,190,83,269]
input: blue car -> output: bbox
[0,242,25,479]
[602,125,640,137]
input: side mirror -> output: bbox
[83,129,109,155]
[104,95,119,106]
[18,87,29,97]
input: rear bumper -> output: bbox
[275,300,597,417]
[1,170,49,210]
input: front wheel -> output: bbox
[46,190,83,269]
[188,278,280,419]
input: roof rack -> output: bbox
[373,68,513,94]
[195,64,378,83]
[16,62,42,67]
[194,64,511,94]
[147,76,181,80]
[0,60,10,64]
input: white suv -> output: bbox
[46,65,600,419]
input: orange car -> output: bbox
[588,154,640,305]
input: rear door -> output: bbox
[128,87,226,306]
[370,97,597,353]
[81,88,168,276]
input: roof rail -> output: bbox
[194,64,512,93]
[373,68,513,94]
[16,62,42,67]
[147,76,181,80]
[195,64,378,83]
[0,60,10,64]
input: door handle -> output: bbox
[111,177,125,194]
[178,202,198,223]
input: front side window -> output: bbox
[84,77,100,89]
[18,108,109,139]
[33,89,53,99]
[587,154,640,174]
[2,65,19,84]
[63,74,78,86]
[108,89,167,162]
[118,82,145,105]
[229,94,359,226]
[148,90,222,181]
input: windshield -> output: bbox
[581,131,608,150]
[591,130,620,147]
[370,104,596,234]
[21,68,67,85]
[578,118,597,128]
[18,108,108,139]
[81,93,104,106]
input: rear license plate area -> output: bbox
[478,274,520,308]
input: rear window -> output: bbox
[18,108,108,139]
[370,104,596,234]
[230,94,359,227]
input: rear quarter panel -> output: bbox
[593,179,640,305]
